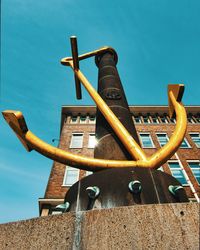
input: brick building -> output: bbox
[39,105,200,216]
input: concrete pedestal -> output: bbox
[0,203,199,249]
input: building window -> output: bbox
[88,134,97,148]
[156,133,169,147]
[70,116,78,124]
[70,133,83,148]
[157,134,190,149]
[158,166,164,171]
[187,117,195,123]
[89,116,96,124]
[139,133,155,148]
[86,171,93,176]
[160,116,168,123]
[187,161,200,185]
[189,198,198,203]
[180,138,191,148]
[63,166,79,186]
[143,116,150,124]
[80,116,87,124]
[190,133,200,148]
[151,116,159,124]
[168,161,188,185]
[170,118,176,124]
[133,116,141,124]
[51,211,62,215]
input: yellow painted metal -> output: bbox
[70,36,82,99]
[61,46,118,66]
[148,88,187,168]
[63,37,147,160]
[2,38,188,171]
[2,110,32,152]
[168,84,184,118]
[2,85,187,171]
[68,61,147,161]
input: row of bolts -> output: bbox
[55,181,183,212]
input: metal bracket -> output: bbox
[55,202,70,212]
[168,185,184,197]
[128,180,142,194]
[86,186,100,199]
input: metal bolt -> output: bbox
[86,186,100,199]
[128,180,142,194]
[55,202,70,212]
[168,185,184,196]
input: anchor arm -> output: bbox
[62,37,146,161]
[148,84,187,168]
[2,110,149,171]
[2,36,187,171]
[2,84,187,171]
[67,60,147,161]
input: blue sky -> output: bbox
[1,0,200,223]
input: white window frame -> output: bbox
[170,118,176,124]
[160,116,168,124]
[151,116,159,124]
[89,116,96,124]
[133,116,141,124]
[180,138,191,149]
[189,198,198,203]
[70,116,78,124]
[70,133,83,148]
[187,160,200,185]
[88,133,97,148]
[62,166,79,187]
[156,133,191,149]
[187,117,195,124]
[51,211,62,215]
[157,166,164,171]
[189,133,200,148]
[143,116,150,124]
[80,116,87,124]
[86,171,93,176]
[168,160,189,186]
[156,133,169,147]
[139,133,155,148]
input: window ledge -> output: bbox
[69,147,83,149]
[142,147,156,149]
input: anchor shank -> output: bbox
[94,52,141,160]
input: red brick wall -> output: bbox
[44,120,95,199]
[44,114,200,200]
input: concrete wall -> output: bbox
[0,203,199,250]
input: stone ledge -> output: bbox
[0,203,199,249]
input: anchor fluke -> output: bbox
[2,110,32,152]
[168,84,184,118]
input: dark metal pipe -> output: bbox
[94,52,141,160]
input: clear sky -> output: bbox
[1,0,200,223]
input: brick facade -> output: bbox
[39,106,200,215]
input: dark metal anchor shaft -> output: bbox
[94,52,140,160]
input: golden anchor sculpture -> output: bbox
[2,36,187,172]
